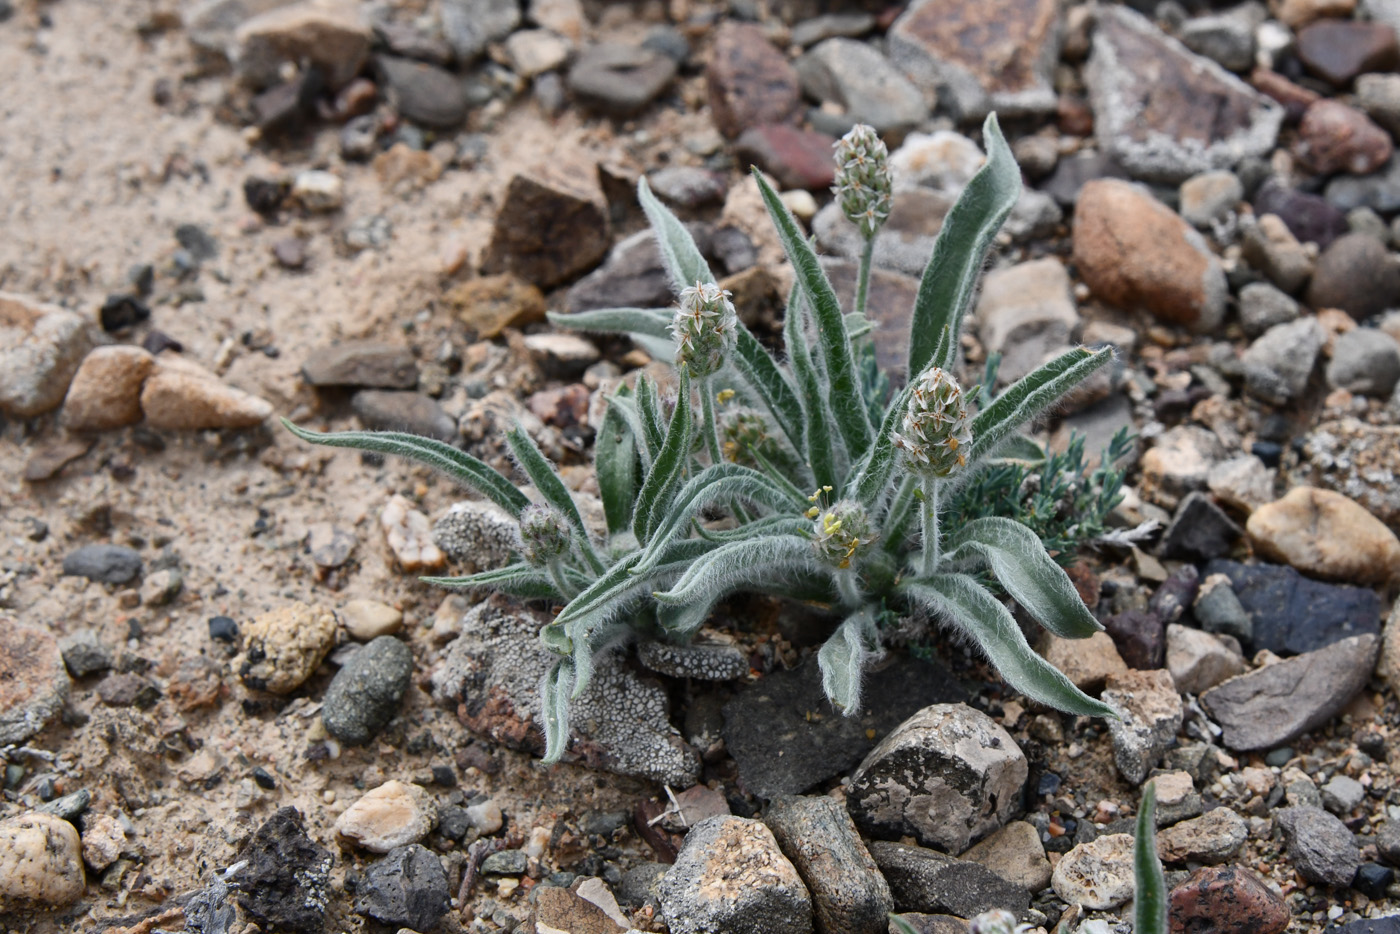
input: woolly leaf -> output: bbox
[732,324,805,455]
[596,390,641,535]
[902,574,1116,718]
[506,426,604,574]
[654,535,815,606]
[546,306,674,342]
[635,376,668,465]
[553,554,647,627]
[908,113,1021,379]
[1135,781,1168,934]
[639,176,715,290]
[818,608,878,716]
[852,384,913,506]
[541,658,574,764]
[281,420,528,517]
[970,346,1113,465]
[785,291,839,492]
[420,563,577,601]
[634,366,693,541]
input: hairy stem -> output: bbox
[700,377,724,466]
[856,235,874,318]
[835,569,863,608]
[920,480,941,577]
[547,559,577,599]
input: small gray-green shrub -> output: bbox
[285,115,1119,761]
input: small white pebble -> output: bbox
[1329,906,1345,920]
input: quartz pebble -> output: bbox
[381,494,447,572]
[335,780,438,853]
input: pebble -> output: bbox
[1166,624,1244,695]
[1247,486,1400,586]
[380,494,447,572]
[353,844,450,930]
[658,816,813,934]
[440,0,519,63]
[340,598,403,641]
[1276,805,1361,886]
[63,544,142,585]
[887,0,1057,121]
[301,340,418,390]
[1241,317,1324,406]
[973,258,1080,386]
[1156,807,1248,864]
[140,356,273,430]
[504,29,570,78]
[233,1,371,89]
[238,601,337,694]
[533,884,627,933]
[1042,631,1128,691]
[764,795,892,934]
[80,813,126,872]
[1073,179,1226,333]
[1178,12,1256,73]
[351,389,456,441]
[0,293,94,418]
[98,672,161,709]
[637,639,748,681]
[1207,557,1380,654]
[734,123,837,191]
[306,523,356,570]
[321,635,413,745]
[335,780,438,853]
[1254,180,1348,249]
[1201,634,1379,750]
[290,169,345,212]
[59,630,111,678]
[1296,18,1400,86]
[448,274,547,338]
[1206,455,1275,515]
[465,799,504,834]
[60,345,155,431]
[1308,232,1400,320]
[1179,170,1243,228]
[795,38,927,136]
[1357,73,1400,138]
[869,841,1028,917]
[0,813,85,912]
[1102,669,1183,784]
[1168,865,1290,934]
[567,43,678,117]
[1102,610,1166,671]
[958,820,1051,894]
[1294,100,1393,176]
[1321,775,1366,815]
[1236,281,1299,338]
[1240,214,1313,294]
[846,704,1027,853]
[372,55,466,129]
[234,807,333,934]
[706,22,801,139]
[481,161,610,288]
[1158,492,1242,563]
[1328,328,1400,399]
[1051,834,1135,910]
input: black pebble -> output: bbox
[209,616,239,642]
[100,294,151,332]
[1354,862,1395,899]
[252,767,277,790]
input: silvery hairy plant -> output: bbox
[284,114,1118,763]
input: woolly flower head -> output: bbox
[832,124,893,240]
[672,281,737,378]
[968,910,1028,934]
[809,496,875,569]
[894,367,973,479]
[517,503,571,566]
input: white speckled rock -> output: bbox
[1052,834,1135,909]
[237,602,337,694]
[380,495,446,572]
[0,813,85,911]
[0,293,94,419]
[335,780,437,853]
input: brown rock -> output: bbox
[0,293,94,419]
[1247,486,1400,585]
[958,821,1051,893]
[1073,179,1227,333]
[1250,68,1322,122]
[1042,632,1128,691]
[139,356,273,430]
[0,624,70,745]
[301,340,418,389]
[1293,100,1393,175]
[533,885,626,934]
[481,162,611,288]
[372,141,444,190]
[166,655,224,711]
[1275,0,1355,29]
[1167,865,1289,934]
[234,0,371,89]
[734,123,838,191]
[887,0,1059,120]
[61,346,155,431]
[24,435,96,482]
[447,274,547,338]
[1296,19,1400,87]
[706,21,801,139]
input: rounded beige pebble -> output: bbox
[340,598,403,641]
[334,780,437,853]
[0,813,86,911]
[1247,485,1400,585]
[238,602,338,694]
[80,814,126,872]
[139,356,273,431]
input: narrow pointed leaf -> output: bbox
[970,346,1113,464]
[852,385,913,506]
[506,426,604,574]
[639,176,715,289]
[596,393,640,534]
[907,113,1022,379]
[889,916,920,934]
[946,517,1103,638]
[1135,782,1168,934]
[656,594,722,638]
[541,659,574,763]
[988,433,1047,466]
[818,608,878,716]
[635,376,667,460]
[902,574,1116,718]
[546,306,674,341]
[634,366,693,541]
[732,324,804,454]
[695,514,812,543]
[654,535,815,606]
[568,618,632,699]
[753,169,871,456]
[419,563,573,601]
[553,554,646,627]
[785,290,838,492]
[282,420,528,517]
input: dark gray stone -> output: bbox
[721,654,967,799]
[63,544,143,585]
[353,843,451,931]
[480,848,528,875]
[567,43,678,117]
[1041,151,1132,207]
[1193,579,1253,644]
[1158,492,1242,562]
[1326,156,1400,214]
[376,55,468,129]
[1307,233,1400,320]
[1203,559,1381,655]
[1275,806,1361,887]
[795,38,927,136]
[1377,821,1400,865]
[58,629,112,678]
[351,390,456,442]
[1255,180,1348,250]
[869,842,1029,917]
[234,808,333,934]
[765,795,894,934]
[321,636,413,746]
[566,226,713,314]
[1326,328,1400,397]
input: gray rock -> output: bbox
[321,636,413,746]
[1240,214,1313,294]
[1307,233,1400,320]
[440,0,519,63]
[234,807,333,934]
[1241,317,1324,405]
[351,390,456,442]
[375,56,468,129]
[1178,12,1256,72]
[1320,775,1366,815]
[301,340,418,389]
[973,258,1080,385]
[63,544,143,585]
[1377,821,1400,864]
[958,820,1051,894]
[765,795,893,934]
[619,861,669,908]
[1003,188,1063,242]
[58,629,112,678]
[1200,634,1379,751]
[1237,281,1299,337]
[1325,156,1400,215]
[647,166,727,209]
[1158,491,1242,563]
[869,841,1029,917]
[1192,577,1254,643]
[567,43,678,117]
[846,704,1027,853]
[637,639,748,681]
[432,500,518,571]
[1085,7,1282,182]
[353,844,451,931]
[1102,669,1183,784]
[1326,328,1400,397]
[791,13,875,48]
[1050,834,1136,910]
[0,298,93,419]
[1166,624,1244,695]
[1179,170,1244,227]
[1275,805,1361,886]
[566,226,710,314]
[1357,73,1400,138]
[658,816,813,934]
[795,39,928,136]
[1156,807,1248,863]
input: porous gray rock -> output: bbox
[353,844,451,931]
[1051,834,1136,909]
[764,795,893,934]
[321,636,413,745]
[869,841,1029,917]
[1102,669,1183,784]
[637,639,748,681]
[1326,328,1400,397]
[1275,805,1361,886]
[1241,317,1324,405]
[234,807,333,934]
[432,500,519,571]
[0,813,85,912]
[846,704,1027,853]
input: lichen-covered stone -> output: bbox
[1051,834,1135,910]
[764,795,893,934]
[321,636,413,745]
[638,637,748,681]
[238,602,338,694]
[433,500,521,571]
[1157,807,1249,864]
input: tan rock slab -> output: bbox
[61,345,155,431]
[1247,485,1400,585]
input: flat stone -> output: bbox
[869,842,1028,917]
[63,544,142,585]
[0,625,70,746]
[352,390,456,442]
[353,844,450,930]
[1166,624,1244,695]
[1179,170,1244,228]
[566,226,710,314]
[1294,100,1392,176]
[336,780,437,853]
[847,704,1027,853]
[1102,669,1183,784]
[1156,807,1248,863]
[481,160,611,288]
[1073,179,1226,333]
[61,345,155,431]
[1296,19,1400,86]
[1247,486,1400,586]
[1139,425,1224,509]
[1051,834,1135,910]
[568,43,678,117]
[1085,6,1282,182]
[533,885,627,934]
[0,813,85,912]
[1275,805,1360,886]
[734,123,837,191]
[301,340,417,389]
[706,22,800,139]
[765,795,893,934]
[973,258,1080,386]
[1200,634,1379,751]
[140,356,273,430]
[1167,866,1290,934]
[638,638,748,681]
[440,0,519,63]
[234,0,371,89]
[376,55,467,128]
[1307,233,1400,320]
[1240,214,1312,294]
[1158,491,1242,563]
[237,601,337,694]
[0,293,94,419]
[658,816,813,934]
[322,636,413,745]
[1043,631,1128,690]
[1236,281,1299,338]
[956,821,1051,894]
[1241,317,1324,406]
[1205,558,1381,655]
[233,807,333,934]
[796,38,927,136]
[887,0,1058,121]
[340,599,402,641]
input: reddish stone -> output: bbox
[527,383,591,430]
[1057,94,1094,136]
[1169,865,1289,934]
[706,22,800,139]
[1103,609,1166,670]
[481,161,611,288]
[1296,19,1400,87]
[1294,99,1393,176]
[1250,68,1321,123]
[733,123,837,191]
